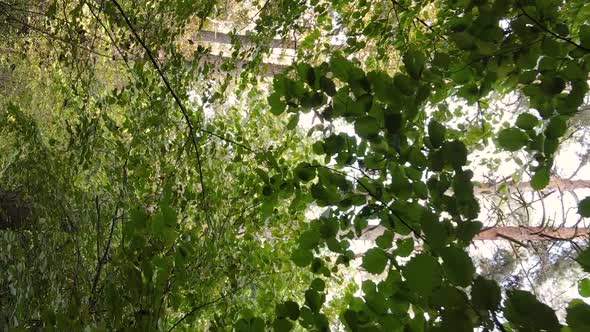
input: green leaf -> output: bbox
[428,120,446,148]
[312,141,325,155]
[126,207,148,236]
[311,183,340,205]
[443,140,468,169]
[330,55,355,82]
[518,70,537,84]
[441,310,473,332]
[355,116,380,139]
[394,238,414,257]
[504,290,560,332]
[393,74,416,96]
[268,92,286,115]
[409,147,427,169]
[567,300,590,332]
[471,276,501,311]
[277,301,300,320]
[287,113,299,130]
[236,317,265,332]
[544,138,559,155]
[367,70,395,103]
[310,278,325,292]
[563,62,586,81]
[319,218,339,238]
[305,65,316,86]
[299,307,315,328]
[457,82,480,104]
[376,230,394,249]
[323,134,346,155]
[304,289,325,312]
[362,248,389,274]
[319,76,336,96]
[440,246,475,287]
[421,212,448,250]
[353,94,373,114]
[298,229,321,249]
[385,112,403,134]
[541,38,561,57]
[151,205,177,245]
[456,221,482,244]
[540,75,565,95]
[403,49,426,80]
[291,248,313,267]
[451,32,476,50]
[579,278,590,297]
[577,247,590,273]
[531,166,550,190]
[273,318,293,331]
[515,113,539,130]
[498,128,528,151]
[578,197,590,217]
[580,24,590,48]
[545,116,567,139]
[294,163,316,182]
[403,254,442,296]
[431,285,469,310]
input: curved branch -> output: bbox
[110,0,211,220]
[516,1,590,53]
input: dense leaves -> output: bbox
[504,290,561,332]
[403,254,443,296]
[567,300,590,331]
[498,128,529,152]
[471,277,502,312]
[361,248,389,274]
[1,0,589,331]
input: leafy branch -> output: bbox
[110,0,211,221]
[516,1,590,53]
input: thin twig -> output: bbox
[309,165,428,243]
[110,0,211,221]
[390,0,447,41]
[167,291,229,331]
[516,1,590,52]
[90,206,119,309]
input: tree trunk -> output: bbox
[475,176,590,194]
[473,226,589,241]
[357,225,589,243]
[191,31,296,49]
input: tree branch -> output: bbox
[516,1,590,53]
[390,0,447,41]
[167,292,228,331]
[89,206,119,310]
[110,0,211,221]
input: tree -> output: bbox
[1,0,590,331]
[262,0,590,331]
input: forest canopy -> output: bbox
[1,0,590,331]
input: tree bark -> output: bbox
[473,226,589,241]
[475,176,590,194]
[191,30,296,49]
[357,225,589,243]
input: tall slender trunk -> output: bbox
[475,176,590,194]
[474,226,589,241]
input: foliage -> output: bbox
[264,0,590,331]
[0,0,589,331]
